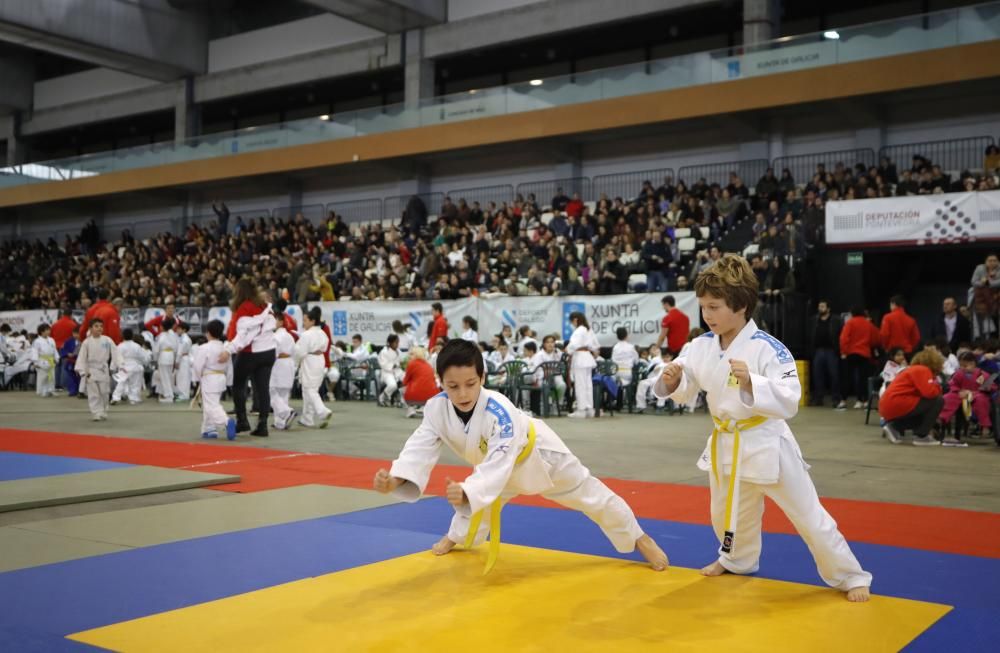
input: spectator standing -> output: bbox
[809,300,844,409]
[656,295,690,357]
[80,289,122,345]
[880,295,921,358]
[429,302,449,349]
[928,297,971,352]
[839,306,880,409]
[223,278,278,437]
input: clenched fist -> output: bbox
[660,362,684,393]
[445,477,467,507]
[729,359,752,392]
[373,468,401,494]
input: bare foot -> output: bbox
[635,534,669,571]
[431,535,457,556]
[846,586,871,602]
[700,560,728,576]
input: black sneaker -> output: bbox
[235,421,252,434]
[250,425,269,437]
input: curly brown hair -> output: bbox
[230,277,263,311]
[910,348,944,375]
[693,253,759,318]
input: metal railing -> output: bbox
[592,168,674,202]
[516,177,592,206]
[384,192,445,224]
[879,136,995,173]
[772,148,876,186]
[326,198,383,224]
[271,204,325,223]
[677,159,769,189]
[445,184,515,209]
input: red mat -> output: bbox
[3,428,999,558]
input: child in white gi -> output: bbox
[374,339,669,573]
[111,329,150,405]
[654,254,872,602]
[295,307,332,428]
[31,324,58,397]
[636,346,672,413]
[566,312,600,418]
[75,319,120,421]
[377,334,404,407]
[270,309,298,430]
[611,327,640,387]
[153,317,179,403]
[174,323,193,401]
[193,320,235,440]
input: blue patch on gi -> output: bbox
[751,331,794,365]
[699,332,715,339]
[486,397,514,438]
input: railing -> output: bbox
[879,136,996,173]
[3,2,994,188]
[326,198,383,224]
[592,168,674,202]
[445,184,515,209]
[516,177,592,206]
[677,159,769,189]
[384,192,445,225]
[272,204,325,222]
[772,148,876,186]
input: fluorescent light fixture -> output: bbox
[319,114,330,121]
[469,89,478,94]
[529,79,543,86]
[823,30,840,39]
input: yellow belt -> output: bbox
[710,415,767,555]
[41,354,55,383]
[461,421,537,575]
[205,370,226,375]
[278,354,291,359]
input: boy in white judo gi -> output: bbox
[174,322,193,401]
[75,319,121,421]
[374,339,668,573]
[31,324,58,397]
[377,334,404,407]
[111,329,150,405]
[295,307,332,428]
[654,254,872,602]
[193,320,236,440]
[270,308,298,430]
[153,317,179,403]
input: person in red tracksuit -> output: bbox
[839,306,881,409]
[879,348,944,446]
[80,290,122,344]
[145,303,183,337]
[880,295,921,358]
[429,302,449,349]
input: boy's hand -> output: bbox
[373,468,401,494]
[445,477,467,507]
[729,359,753,393]
[660,362,683,392]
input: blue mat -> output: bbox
[0,452,131,482]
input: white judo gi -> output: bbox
[174,332,193,401]
[153,330,179,402]
[112,340,149,404]
[30,335,58,396]
[75,335,120,419]
[566,326,599,416]
[388,389,645,555]
[654,319,872,591]
[611,341,639,386]
[295,326,331,427]
[192,340,233,436]
[636,356,667,411]
[378,345,404,405]
[270,327,296,429]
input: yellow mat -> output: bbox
[70,545,949,653]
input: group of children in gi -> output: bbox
[374,254,872,602]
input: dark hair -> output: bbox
[0,324,9,333]
[37,323,50,335]
[850,306,865,317]
[462,315,478,331]
[392,320,411,334]
[890,294,905,308]
[431,302,444,314]
[616,327,628,340]
[62,308,72,317]
[387,334,399,347]
[97,289,109,300]
[523,341,538,353]
[306,306,323,326]
[352,333,363,341]
[274,298,288,313]
[231,278,262,311]
[661,295,676,307]
[436,338,485,378]
[162,317,175,331]
[959,351,978,364]
[206,319,225,340]
[91,318,104,327]
[122,328,134,341]
[569,311,589,329]
[886,346,904,359]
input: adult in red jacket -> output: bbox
[50,309,79,351]
[429,302,449,349]
[880,295,921,357]
[402,347,439,417]
[656,295,690,356]
[879,348,944,445]
[80,291,122,344]
[839,306,880,407]
[145,303,183,337]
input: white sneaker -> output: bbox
[92,415,101,422]
[853,401,865,409]
[567,410,587,418]
[834,401,847,411]
[942,437,969,448]
[406,406,417,418]
[883,424,903,444]
[912,435,941,446]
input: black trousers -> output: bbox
[233,349,276,426]
[844,354,872,401]
[889,396,945,437]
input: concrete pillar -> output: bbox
[174,77,200,144]
[404,29,435,111]
[743,0,778,46]
[0,113,24,166]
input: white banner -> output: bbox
[826,191,1000,246]
[477,296,561,344]
[0,309,59,334]
[310,298,478,347]
[714,41,836,81]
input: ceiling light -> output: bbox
[319,114,330,121]
[530,79,543,86]
[823,30,840,39]
[469,89,478,94]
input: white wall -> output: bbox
[33,68,160,111]
[447,0,546,22]
[207,14,383,73]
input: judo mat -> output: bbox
[0,428,998,651]
[0,465,240,512]
[0,452,130,481]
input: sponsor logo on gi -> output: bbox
[751,331,794,365]
[722,531,734,553]
[562,302,585,340]
[331,310,348,336]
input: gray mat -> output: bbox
[0,465,240,513]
